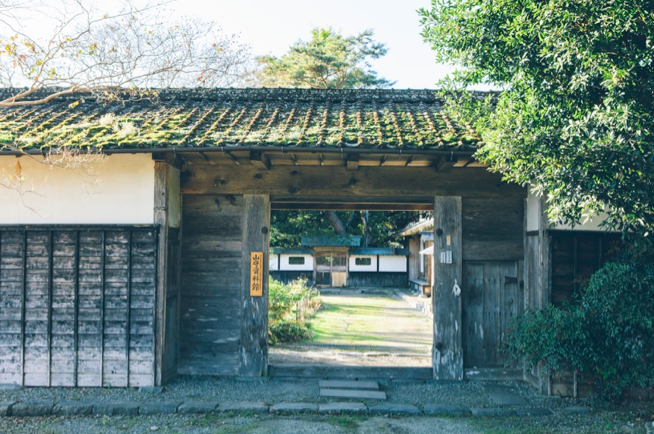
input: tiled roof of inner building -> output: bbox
[0,88,483,152]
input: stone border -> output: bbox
[0,400,573,418]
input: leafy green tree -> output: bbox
[419,0,654,233]
[255,27,394,89]
[271,210,411,248]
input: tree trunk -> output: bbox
[324,211,348,235]
[360,210,372,247]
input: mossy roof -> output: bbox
[0,88,483,152]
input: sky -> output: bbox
[166,0,456,89]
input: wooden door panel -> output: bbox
[463,261,519,368]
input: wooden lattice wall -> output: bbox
[0,227,157,387]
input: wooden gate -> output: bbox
[462,261,520,368]
[314,248,348,287]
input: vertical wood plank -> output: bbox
[432,196,463,380]
[100,231,106,387]
[47,231,53,387]
[20,230,26,386]
[239,194,270,377]
[538,196,552,310]
[537,196,551,393]
[126,231,132,387]
[154,161,169,386]
[74,230,80,387]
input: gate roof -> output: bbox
[0,88,484,153]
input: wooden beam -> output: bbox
[239,194,270,377]
[181,164,526,198]
[271,202,431,211]
[432,196,463,381]
[453,157,472,168]
[224,151,241,166]
[435,155,457,172]
[346,154,359,172]
[249,150,270,170]
[153,152,184,169]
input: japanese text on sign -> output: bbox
[250,252,264,297]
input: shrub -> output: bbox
[268,278,320,345]
[506,258,654,401]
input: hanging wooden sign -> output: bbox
[250,252,264,297]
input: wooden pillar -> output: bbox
[537,195,552,393]
[408,237,419,282]
[153,161,171,386]
[537,196,552,310]
[432,196,463,380]
[239,194,271,377]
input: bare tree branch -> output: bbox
[0,0,253,106]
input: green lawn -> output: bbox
[306,293,432,348]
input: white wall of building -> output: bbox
[280,254,313,271]
[349,255,377,272]
[379,255,407,272]
[0,154,155,224]
[526,189,612,232]
[526,190,541,232]
[270,254,279,271]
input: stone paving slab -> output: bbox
[139,401,180,415]
[319,380,379,390]
[319,402,367,414]
[93,402,140,416]
[369,403,422,415]
[139,387,164,395]
[561,406,591,415]
[177,401,218,414]
[515,407,554,416]
[218,402,270,414]
[0,385,21,391]
[488,392,530,406]
[320,388,387,400]
[0,402,16,417]
[11,400,54,417]
[270,403,318,413]
[471,408,517,417]
[424,403,472,417]
[52,401,94,416]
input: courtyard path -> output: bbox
[269,289,433,367]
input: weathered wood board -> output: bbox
[179,195,245,376]
[462,261,519,368]
[0,227,157,387]
[181,164,527,198]
[432,196,463,380]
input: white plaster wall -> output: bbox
[379,256,407,272]
[526,190,541,232]
[0,154,155,224]
[527,188,612,232]
[270,254,279,271]
[349,255,377,272]
[552,213,612,231]
[280,254,313,271]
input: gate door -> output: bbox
[315,248,348,287]
[462,261,519,368]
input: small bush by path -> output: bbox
[268,278,320,345]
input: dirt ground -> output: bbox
[269,288,433,367]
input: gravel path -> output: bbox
[1,411,652,434]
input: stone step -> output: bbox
[320,388,387,400]
[319,380,379,390]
